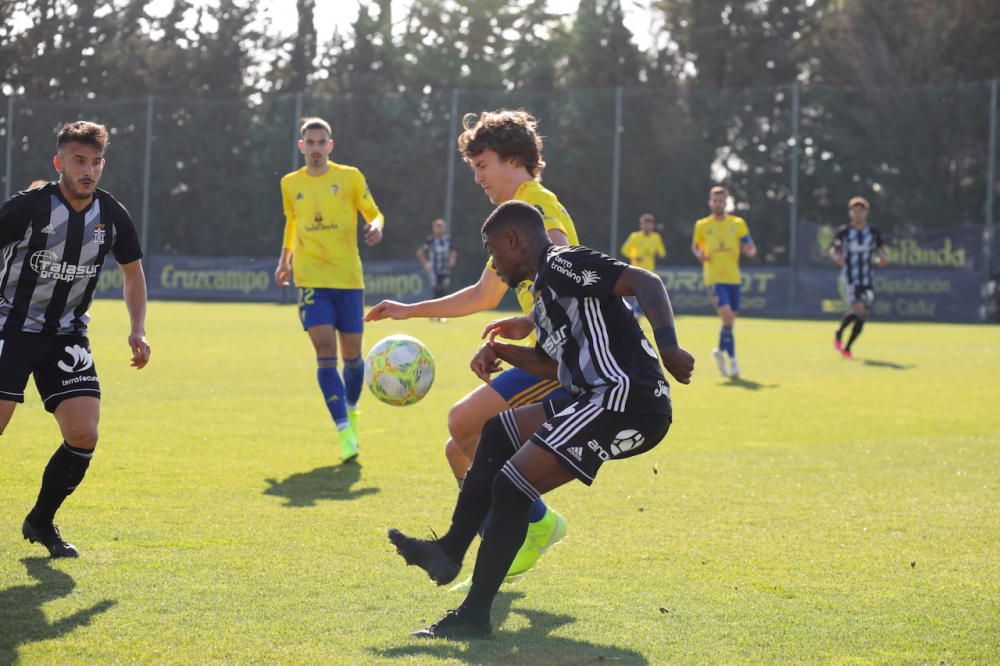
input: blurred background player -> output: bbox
[417,218,457,321]
[274,116,385,463]
[691,185,756,378]
[366,109,574,588]
[620,212,666,318]
[0,121,151,558]
[829,196,888,359]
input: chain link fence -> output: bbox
[2,82,997,319]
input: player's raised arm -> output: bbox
[364,264,507,322]
[612,266,694,384]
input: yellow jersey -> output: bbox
[280,162,383,289]
[692,214,750,285]
[483,180,580,316]
[621,231,666,271]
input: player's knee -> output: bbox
[313,344,337,359]
[65,427,98,450]
[471,415,509,463]
[447,402,481,449]
[491,462,539,508]
[444,438,464,464]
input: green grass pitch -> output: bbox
[1,301,997,664]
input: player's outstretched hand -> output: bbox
[129,333,151,369]
[470,343,502,383]
[661,345,694,385]
[482,316,534,342]
[363,224,383,246]
[274,262,292,286]
[364,300,411,322]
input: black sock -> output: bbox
[836,313,857,340]
[845,318,865,351]
[460,461,538,624]
[437,415,518,563]
[28,442,93,526]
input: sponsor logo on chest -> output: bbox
[30,250,99,282]
[550,254,599,286]
[541,324,568,357]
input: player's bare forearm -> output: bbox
[490,341,558,380]
[120,259,151,369]
[613,266,693,383]
[412,281,501,318]
[614,266,675,329]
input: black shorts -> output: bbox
[839,277,875,307]
[0,331,101,412]
[530,397,671,486]
[433,273,451,290]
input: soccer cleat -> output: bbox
[447,539,540,593]
[22,518,79,558]
[728,357,741,378]
[841,349,854,360]
[347,408,360,436]
[834,338,844,352]
[388,529,461,585]
[711,348,728,377]
[531,508,569,554]
[338,425,359,463]
[412,609,492,639]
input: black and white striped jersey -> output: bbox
[531,245,671,414]
[0,183,142,335]
[830,224,884,287]
[422,234,452,276]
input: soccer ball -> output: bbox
[364,334,435,406]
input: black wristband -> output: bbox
[653,325,678,348]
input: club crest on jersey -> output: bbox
[93,223,106,244]
[296,192,304,200]
[331,185,340,195]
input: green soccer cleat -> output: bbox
[448,534,541,593]
[529,507,569,553]
[347,408,360,435]
[338,425,359,463]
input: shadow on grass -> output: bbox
[371,591,648,665]
[0,557,116,664]
[720,376,779,391]
[861,359,916,370]
[263,463,380,507]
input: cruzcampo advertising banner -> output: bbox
[95,256,436,303]
[94,255,984,322]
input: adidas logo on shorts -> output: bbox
[567,446,584,461]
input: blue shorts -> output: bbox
[710,283,741,312]
[491,367,570,407]
[297,288,364,332]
